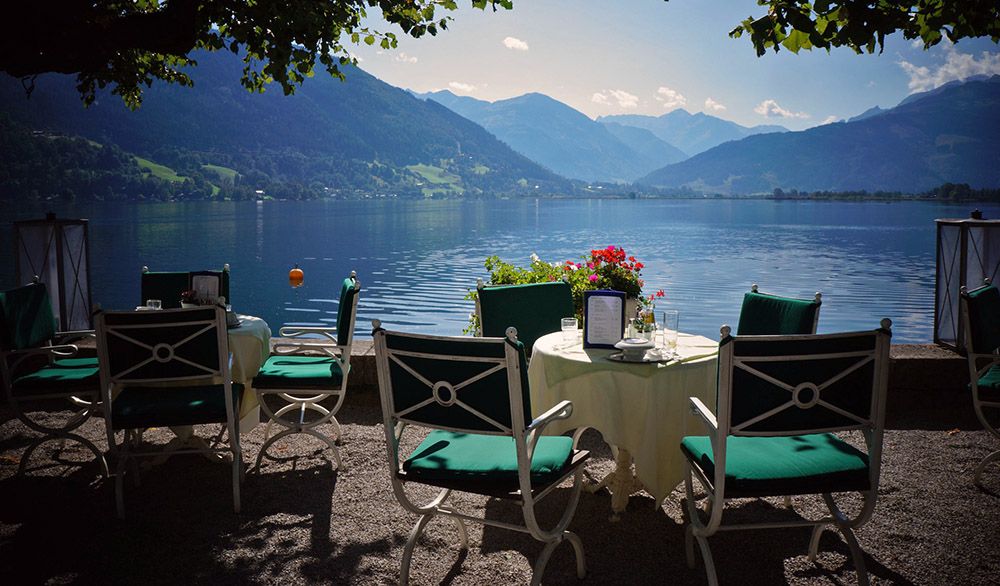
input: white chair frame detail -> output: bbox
[373,323,588,586]
[684,321,892,586]
[96,307,242,518]
[254,272,360,471]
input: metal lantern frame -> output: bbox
[13,214,93,331]
[935,214,1000,352]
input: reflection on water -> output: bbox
[1,199,994,343]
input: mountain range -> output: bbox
[599,110,787,156]
[422,90,688,183]
[0,50,568,200]
[640,75,1000,194]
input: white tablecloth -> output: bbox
[527,331,718,505]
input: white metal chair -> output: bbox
[95,306,243,518]
[682,320,892,585]
[960,281,1000,486]
[476,278,575,356]
[251,271,360,470]
[0,281,107,476]
[372,322,589,585]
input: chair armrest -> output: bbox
[272,341,348,358]
[56,329,95,343]
[527,400,573,434]
[689,397,718,435]
[10,344,81,359]
[279,326,338,337]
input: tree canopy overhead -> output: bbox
[1,1,996,108]
[732,1,1000,55]
[0,0,511,108]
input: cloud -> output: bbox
[754,99,810,119]
[591,92,610,105]
[703,97,726,112]
[898,44,1000,92]
[448,81,476,93]
[655,86,687,109]
[821,115,839,125]
[609,89,639,109]
[502,36,529,51]
[394,52,418,64]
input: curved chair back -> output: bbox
[336,273,361,347]
[373,325,531,435]
[477,280,574,354]
[719,325,891,440]
[736,283,821,335]
[0,282,57,351]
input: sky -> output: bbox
[352,1,1000,131]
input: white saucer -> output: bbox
[614,337,654,361]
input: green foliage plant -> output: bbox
[464,246,661,334]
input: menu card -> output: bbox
[583,290,626,349]
[192,274,220,302]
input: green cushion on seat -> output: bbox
[737,291,819,336]
[403,430,574,488]
[253,355,344,389]
[12,357,100,395]
[111,383,244,429]
[973,364,1000,401]
[680,433,870,498]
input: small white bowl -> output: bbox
[614,337,654,360]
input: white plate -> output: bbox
[608,351,672,364]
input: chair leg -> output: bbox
[974,450,1000,487]
[232,454,242,514]
[838,524,870,586]
[822,493,870,586]
[115,454,128,519]
[255,426,343,471]
[16,432,109,478]
[401,513,434,586]
[808,523,826,561]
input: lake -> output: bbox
[2,199,994,343]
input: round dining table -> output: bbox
[527,330,719,517]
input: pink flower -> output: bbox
[588,274,599,282]
[587,262,594,269]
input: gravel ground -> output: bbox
[1,390,998,586]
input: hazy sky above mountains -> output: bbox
[354,0,1000,131]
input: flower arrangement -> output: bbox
[465,246,663,334]
[180,289,199,305]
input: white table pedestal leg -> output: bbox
[586,447,646,521]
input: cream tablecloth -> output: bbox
[528,331,718,506]
[227,314,271,430]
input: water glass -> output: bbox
[662,310,680,357]
[561,317,579,344]
[146,299,162,310]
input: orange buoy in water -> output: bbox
[289,264,304,287]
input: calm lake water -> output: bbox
[2,199,995,343]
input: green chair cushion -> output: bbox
[0,283,57,351]
[12,357,100,395]
[479,281,574,354]
[680,433,870,498]
[253,355,344,389]
[336,277,359,347]
[973,364,1000,401]
[737,291,819,336]
[403,430,574,488]
[111,383,244,429]
[965,285,1000,354]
